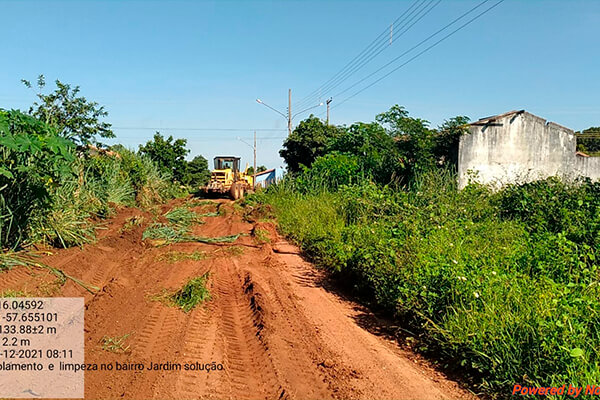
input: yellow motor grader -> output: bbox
[202,156,253,200]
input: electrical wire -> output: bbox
[295,0,442,110]
[112,126,287,132]
[293,0,426,109]
[330,0,504,112]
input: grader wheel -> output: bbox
[229,183,245,200]
[229,184,238,200]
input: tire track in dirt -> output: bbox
[214,259,285,400]
[0,199,475,400]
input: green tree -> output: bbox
[185,155,211,187]
[329,122,400,184]
[576,127,600,155]
[247,165,267,175]
[434,116,470,169]
[22,75,114,146]
[280,115,342,173]
[376,105,434,180]
[0,109,75,248]
[139,132,190,182]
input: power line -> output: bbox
[293,0,424,109]
[112,126,287,132]
[295,0,442,111]
[330,0,504,112]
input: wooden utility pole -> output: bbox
[326,98,333,125]
[253,131,257,189]
[288,88,292,136]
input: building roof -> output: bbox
[469,110,525,126]
[254,168,275,177]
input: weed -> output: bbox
[0,250,98,294]
[158,250,207,263]
[101,333,132,353]
[0,251,38,271]
[164,207,203,230]
[172,273,211,312]
[254,172,600,396]
[142,223,241,245]
[0,289,32,297]
[120,215,145,233]
[253,228,270,244]
[220,246,244,257]
[38,279,62,296]
[148,288,173,306]
[150,273,211,312]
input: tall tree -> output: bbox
[22,75,114,146]
[434,116,470,168]
[280,115,341,173]
[184,155,211,187]
[329,121,400,184]
[139,132,190,182]
[376,105,435,179]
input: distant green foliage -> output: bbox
[295,153,362,192]
[139,132,190,183]
[246,165,267,175]
[252,172,600,397]
[281,105,469,185]
[184,155,211,187]
[576,126,600,155]
[22,75,114,146]
[279,115,343,173]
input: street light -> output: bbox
[255,99,287,119]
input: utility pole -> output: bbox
[237,134,257,189]
[256,92,322,134]
[253,131,257,189]
[326,98,333,125]
[288,88,292,136]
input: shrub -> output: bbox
[255,171,600,397]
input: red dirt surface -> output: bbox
[0,199,476,400]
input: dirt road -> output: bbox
[0,200,474,400]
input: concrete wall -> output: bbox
[458,111,600,188]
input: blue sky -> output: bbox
[1,0,599,168]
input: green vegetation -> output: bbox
[279,105,468,185]
[246,165,267,175]
[120,215,145,233]
[252,104,600,397]
[101,333,132,353]
[253,175,600,396]
[139,133,211,187]
[1,77,214,297]
[164,206,204,230]
[158,250,207,263]
[220,245,244,257]
[151,273,211,312]
[142,223,240,245]
[0,289,32,297]
[172,273,211,312]
[253,228,270,244]
[576,126,600,156]
[22,75,114,146]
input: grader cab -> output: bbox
[202,156,253,200]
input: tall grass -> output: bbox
[251,171,600,398]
